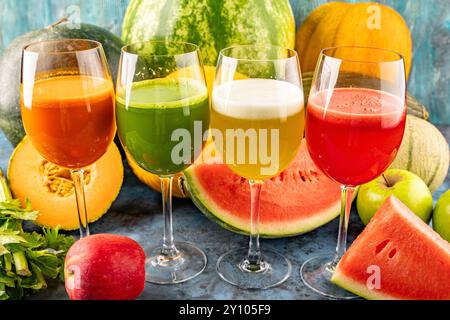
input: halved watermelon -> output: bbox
[184,141,342,238]
[332,196,450,300]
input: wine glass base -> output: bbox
[300,254,357,299]
[145,241,207,284]
[216,248,291,290]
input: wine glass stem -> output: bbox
[331,185,356,269]
[160,176,179,258]
[71,169,90,238]
[247,179,264,267]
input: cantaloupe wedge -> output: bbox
[8,136,123,230]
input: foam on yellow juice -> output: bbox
[211,79,304,180]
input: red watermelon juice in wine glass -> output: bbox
[307,88,406,186]
[302,46,407,299]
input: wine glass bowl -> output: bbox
[212,45,305,289]
[20,39,116,238]
[301,46,407,299]
[21,39,115,169]
[116,40,209,284]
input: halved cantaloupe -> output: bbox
[8,136,124,230]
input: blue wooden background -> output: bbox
[0,0,449,123]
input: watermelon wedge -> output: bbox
[332,195,450,300]
[184,141,342,238]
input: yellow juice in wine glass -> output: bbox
[211,78,305,180]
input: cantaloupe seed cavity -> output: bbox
[39,160,91,197]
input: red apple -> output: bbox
[64,234,145,300]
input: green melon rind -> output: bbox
[331,270,396,300]
[184,168,341,238]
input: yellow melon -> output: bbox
[8,136,124,229]
[126,151,187,198]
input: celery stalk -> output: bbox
[0,171,32,276]
[4,254,12,274]
[13,252,31,277]
[0,169,12,202]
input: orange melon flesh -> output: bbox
[8,136,124,230]
[332,196,450,300]
[184,140,342,237]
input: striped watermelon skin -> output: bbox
[121,0,296,66]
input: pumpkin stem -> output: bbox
[47,17,69,30]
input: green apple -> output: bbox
[433,190,450,242]
[357,169,433,225]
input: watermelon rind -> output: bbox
[121,0,296,66]
[331,196,450,300]
[331,270,395,300]
[184,167,342,238]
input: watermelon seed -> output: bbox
[307,170,319,182]
[298,170,306,182]
[375,239,391,254]
[388,248,397,258]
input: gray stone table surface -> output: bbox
[0,127,449,300]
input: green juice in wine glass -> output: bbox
[116,77,209,175]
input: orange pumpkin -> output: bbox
[296,2,412,78]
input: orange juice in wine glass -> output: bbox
[21,75,116,169]
[20,39,116,238]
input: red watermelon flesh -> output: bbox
[184,141,342,237]
[332,195,450,300]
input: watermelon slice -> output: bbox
[332,195,450,300]
[184,141,342,238]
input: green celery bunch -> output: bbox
[0,169,74,299]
